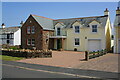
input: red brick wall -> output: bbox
[21,15,54,50]
[42,30,54,50]
[21,15,43,50]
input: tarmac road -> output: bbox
[1,60,119,80]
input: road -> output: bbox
[1,60,119,80]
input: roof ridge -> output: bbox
[54,15,107,21]
[31,14,55,20]
[6,26,20,28]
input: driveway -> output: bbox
[17,51,119,73]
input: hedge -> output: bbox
[1,49,52,58]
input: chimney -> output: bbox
[104,8,109,16]
[116,7,120,16]
[20,21,24,26]
[1,23,5,28]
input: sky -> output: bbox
[2,2,119,27]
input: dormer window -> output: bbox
[92,25,97,32]
[57,27,61,36]
[75,26,80,33]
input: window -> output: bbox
[27,39,31,45]
[31,39,35,46]
[31,26,35,34]
[7,34,10,39]
[75,26,80,33]
[7,40,10,44]
[27,26,31,34]
[57,28,61,36]
[75,38,80,46]
[10,34,13,39]
[30,21,32,23]
[92,25,97,32]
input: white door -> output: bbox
[88,39,101,52]
[118,40,120,53]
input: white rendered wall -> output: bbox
[14,29,21,45]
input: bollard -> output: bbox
[85,51,89,61]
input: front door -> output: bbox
[57,39,61,49]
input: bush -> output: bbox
[1,49,52,58]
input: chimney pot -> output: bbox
[117,7,120,10]
[116,7,120,16]
[20,21,24,26]
[104,8,109,16]
[1,23,5,28]
[104,8,109,12]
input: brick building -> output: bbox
[22,8,111,51]
[21,14,54,50]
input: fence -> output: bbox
[85,49,107,61]
[1,49,52,58]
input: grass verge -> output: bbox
[0,55,24,61]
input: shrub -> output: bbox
[1,49,52,58]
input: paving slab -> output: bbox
[17,51,119,73]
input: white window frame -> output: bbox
[74,38,80,46]
[92,25,97,33]
[74,26,80,33]
[27,26,31,34]
[31,26,35,34]
[57,27,61,36]
[27,39,31,45]
[31,39,35,46]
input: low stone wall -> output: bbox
[1,49,52,58]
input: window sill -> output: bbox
[91,32,98,34]
[74,32,80,34]
[74,45,80,47]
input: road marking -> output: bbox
[1,63,103,79]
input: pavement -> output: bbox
[18,51,119,73]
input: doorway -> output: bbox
[57,39,61,50]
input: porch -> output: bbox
[49,36,67,50]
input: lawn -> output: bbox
[0,55,24,61]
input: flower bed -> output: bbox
[1,49,52,58]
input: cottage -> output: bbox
[114,7,120,53]
[21,8,112,51]
[0,23,21,46]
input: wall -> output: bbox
[66,21,106,51]
[105,17,111,51]
[54,23,66,36]
[42,30,54,50]
[114,27,120,53]
[14,29,21,45]
[21,15,43,50]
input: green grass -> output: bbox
[0,55,24,61]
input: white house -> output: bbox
[0,23,21,46]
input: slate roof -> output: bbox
[0,26,20,34]
[31,14,108,30]
[114,15,120,27]
[53,16,108,28]
[31,14,54,30]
